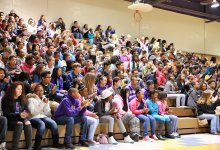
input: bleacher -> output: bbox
[5,98,210,149]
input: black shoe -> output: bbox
[53,143,64,148]
[79,140,90,147]
[157,135,166,141]
[64,143,75,149]
[165,134,175,139]
[130,134,139,142]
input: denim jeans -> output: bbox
[73,32,83,39]
[167,115,178,133]
[198,114,220,133]
[30,117,58,136]
[88,39,94,45]
[30,117,59,148]
[136,114,156,136]
[54,116,87,144]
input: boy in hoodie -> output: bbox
[53,88,90,148]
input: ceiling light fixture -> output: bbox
[211,0,220,8]
[128,0,153,13]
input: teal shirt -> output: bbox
[146,98,159,115]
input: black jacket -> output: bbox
[1,97,28,129]
[94,100,113,117]
[197,103,215,116]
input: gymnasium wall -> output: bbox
[0,0,219,55]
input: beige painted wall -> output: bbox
[0,0,219,55]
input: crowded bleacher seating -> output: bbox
[0,9,220,150]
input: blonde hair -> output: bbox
[83,73,96,94]
[197,90,212,105]
[68,88,79,95]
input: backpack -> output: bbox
[96,133,108,144]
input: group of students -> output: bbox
[186,79,220,135]
[0,9,220,150]
[0,76,180,150]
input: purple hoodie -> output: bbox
[53,95,86,118]
[96,83,108,95]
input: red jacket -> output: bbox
[157,73,167,87]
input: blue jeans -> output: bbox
[198,114,220,133]
[136,114,156,136]
[73,32,83,39]
[167,115,178,133]
[88,39,94,45]
[54,116,87,144]
[30,117,58,137]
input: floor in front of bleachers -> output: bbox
[40,134,220,150]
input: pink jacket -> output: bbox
[113,94,132,117]
[129,98,146,115]
[20,63,35,76]
[158,100,169,115]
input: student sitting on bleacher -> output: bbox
[126,76,140,102]
[53,88,90,148]
[78,84,100,145]
[94,88,134,145]
[129,89,157,142]
[196,90,220,135]
[27,84,62,150]
[96,75,108,96]
[158,92,180,138]
[66,63,83,89]
[2,82,32,150]
[0,96,7,150]
[113,88,140,142]
[164,74,186,107]
[147,90,173,140]
[40,71,62,102]
[143,80,155,100]
[187,82,202,110]
[51,67,67,98]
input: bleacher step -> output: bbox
[169,107,196,117]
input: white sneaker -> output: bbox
[0,142,6,150]
[143,136,154,142]
[124,135,134,143]
[108,136,118,145]
[171,132,175,136]
[174,132,179,137]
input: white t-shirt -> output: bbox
[105,102,110,112]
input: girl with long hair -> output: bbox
[1,82,32,150]
[83,73,98,101]
[197,90,220,134]
[51,67,67,97]
[113,88,140,142]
